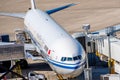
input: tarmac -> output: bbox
[0,59,109,80]
[2,59,109,80]
[0,0,120,39]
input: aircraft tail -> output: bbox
[31,0,36,9]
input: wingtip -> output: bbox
[72,2,80,6]
[68,2,80,7]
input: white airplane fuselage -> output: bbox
[24,9,86,78]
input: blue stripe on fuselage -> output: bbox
[47,58,85,69]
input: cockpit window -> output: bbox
[78,55,82,60]
[67,57,72,61]
[73,56,78,61]
[61,55,82,61]
[61,57,66,61]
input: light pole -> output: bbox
[82,24,92,80]
[106,27,113,74]
[82,24,90,68]
[107,34,112,74]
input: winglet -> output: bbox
[31,0,36,9]
[46,3,78,15]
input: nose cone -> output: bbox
[54,64,79,74]
[53,61,85,78]
[49,37,86,78]
[50,56,85,74]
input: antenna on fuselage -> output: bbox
[31,0,36,10]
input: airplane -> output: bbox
[0,0,86,78]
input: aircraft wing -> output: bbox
[46,3,76,15]
[0,12,25,19]
[0,3,77,17]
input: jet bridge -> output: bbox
[0,42,25,73]
[72,24,120,75]
[96,36,120,74]
[0,34,25,74]
[0,43,25,61]
[92,24,120,74]
[0,37,27,79]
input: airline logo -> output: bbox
[48,50,51,55]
